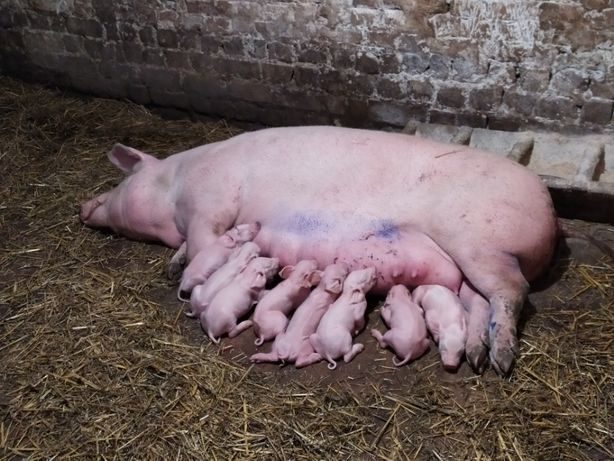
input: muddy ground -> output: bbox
[0,77,612,460]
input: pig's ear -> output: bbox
[279,265,294,279]
[251,271,267,289]
[108,144,155,174]
[349,289,364,304]
[219,234,236,248]
[324,277,343,294]
[301,270,318,288]
[308,270,322,287]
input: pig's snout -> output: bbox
[79,193,108,226]
[440,349,464,371]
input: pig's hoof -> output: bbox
[489,336,519,376]
[466,343,489,374]
[167,262,184,281]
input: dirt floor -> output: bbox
[0,77,613,460]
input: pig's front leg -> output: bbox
[459,281,490,373]
[167,242,187,281]
[459,251,529,376]
[352,302,367,336]
[379,304,392,326]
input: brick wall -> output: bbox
[1,0,613,132]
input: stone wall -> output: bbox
[1,0,613,132]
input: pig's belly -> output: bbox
[251,212,462,294]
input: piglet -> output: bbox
[200,257,279,343]
[306,267,377,369]
[370,285,430,366]
[252,259,321,346]
[412,284,467,371]
[188,242,260,318]
[250,263,349,365]
[178,222,261,301]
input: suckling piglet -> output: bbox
[178,222,260,301]
[412,284,467,370]
[370,285,430,366]
[250,263,349,365]
[307,267,377,369]
[200,256,279,343]
[252,259,320,346]
[188,242,260,318]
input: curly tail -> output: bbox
[392,354,412,367]
[326,356,338,370]
[254,337,264,346]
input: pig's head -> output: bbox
[279,259,320,288]
[229,242,261,265]
[439,325,466,371]
[80,144,180,246]
[221,222,261,248]
[319,263,349,294]
[344,267,377,303]
[385,284,412,305]
[244,257,279,288]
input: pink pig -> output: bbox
[200,256,279,343]
[307,267,377,369]
[250,263,349,365]
[412,284,468,371]
[371,285,430,366]
[252,259,321,346]
[188,242,260,318]
[178,222,261,301]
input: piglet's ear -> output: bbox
[250,271,267,289]
[219,234,236,248]
[324,278,342,294]
[279,265,294,280]
[308,270,322,287]
[108,144,155,174]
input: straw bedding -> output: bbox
[0,76,612,460]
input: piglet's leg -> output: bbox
[370,329,388,349]
[295,352,322,368]
[228,320,253,338]
[459,281,490,373]
[343,343,364,363]
[167,242,187,281]
[250,350,279,363]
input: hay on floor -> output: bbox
[0,77,612,460]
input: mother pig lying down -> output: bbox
[79,125,559,376]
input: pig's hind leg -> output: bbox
[250,349,279,363]
[343,343,364,364]
[295,352,323,368]
[370,328,388,349]
[459,252,529,376]
[228,320,253,338]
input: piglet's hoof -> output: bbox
[167,259,185,281]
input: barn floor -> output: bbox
[0,77,612,460]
